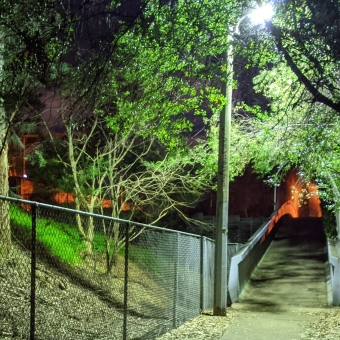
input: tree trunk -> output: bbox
[106,221,121,274]
[0,115,11,257]
[85,215,94,256]
[0,29,12,257]
[74,196,93,256]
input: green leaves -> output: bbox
[240,57,340,212]
[267,0,340,113]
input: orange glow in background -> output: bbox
[53,191,130,211]
[261,170,322,243]
[283,170,322,218]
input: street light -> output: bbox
[214,4,274,316]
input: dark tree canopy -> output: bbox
[269,0,340,113]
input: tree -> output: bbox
[0,0,77,254]
[223,1,340,222]
[267,0,340,113]
[0,0,155,255]
[238,61,340,223]
[27,0,271,273]
[0,30,11,256]
[2,0,261,261]
[29,86,212,272]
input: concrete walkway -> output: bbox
[221,217,330,340]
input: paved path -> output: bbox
[221,217,330,340]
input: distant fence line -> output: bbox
[0,195,216,340]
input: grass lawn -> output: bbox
[9,204,167,273]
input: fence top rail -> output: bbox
[0,195,214,240]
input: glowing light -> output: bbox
[23,174,28,178]
[248,4,274,25]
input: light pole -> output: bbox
[213,4,274,316]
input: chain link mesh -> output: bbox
[202,237,215,311]
[126,228,215,339]
[0,196,217,340]
[34,206,129,339]
[228,218,267,243]
[0,199,32,338]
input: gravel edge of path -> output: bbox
[157,307,340,340]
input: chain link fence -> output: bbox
[228,218,268,243]
[0,195,216,340]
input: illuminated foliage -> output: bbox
[268,0,340,113]
[240,60,340,219]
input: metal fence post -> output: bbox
[200,236,204,313]
[123,222,130,340]
[173,233,179,328]
[30,203,37,340]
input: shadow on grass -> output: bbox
[10,222,168,321]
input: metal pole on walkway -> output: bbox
[213,5,274,316]
[214,38,233,316]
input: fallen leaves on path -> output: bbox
[157,307,340,340]
[302,308,340,340]
[157,309,243,340]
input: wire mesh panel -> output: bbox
[0,195,220,340]
[228,218,267,243]
[125,227,203,340]
[0,200,33,338]
[228,223,240,243]
[175,234,201,325]
[126,227,178,339]
[32,206,127,339]
[202,237,215,312]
